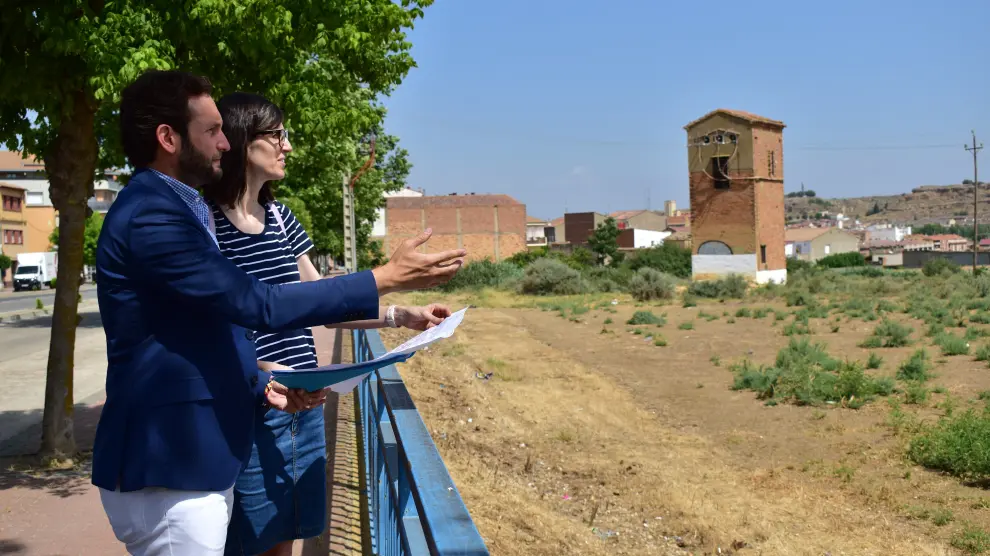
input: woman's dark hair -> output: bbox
[202,92,284,208]
[119,70,213,168]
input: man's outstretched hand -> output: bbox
[372,229,465,294]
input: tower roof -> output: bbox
[684,109,785,130]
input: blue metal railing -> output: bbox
[353,329,489,556]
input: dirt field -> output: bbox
[382,286,990,555]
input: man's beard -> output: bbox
[177,144,221,186]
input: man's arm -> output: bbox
[296,254,450,331]
[129,199,379,333]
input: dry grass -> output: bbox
[381,292,962,555]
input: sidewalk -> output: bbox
[0,326,358,555]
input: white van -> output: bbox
[13,252,57,291]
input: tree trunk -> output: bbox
[40,89,97,458]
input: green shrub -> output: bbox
[923,258,961,277]
[505,247,551,268]
[753,307,771,319]
[817,252,866,269]
[909,410,990,481]
[897,349,933,382]
[935,333,970,356]
[730,338,892,407]
[977,344,990,362]
[786,258,814,275]
[681,292,698,308]
[678,321,694,330]
[977,274,990,298]
[519,259,587,296]
[698,310,719,322]
[952,525,990,554]
[627,268,677,302]
[866,352,884,369]
[904,382,929,405]
[440,259,523,291]
[735,307,752,318]
[582,266,633,293]
[688,274,748,299]
[861,319,912,348]
[785,288,815,307]
[627,243,691,278]
[626,310,665,326]
[841,265,885,278]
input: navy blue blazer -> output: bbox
[92,169,379,493]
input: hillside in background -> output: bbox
[784,183,990,224]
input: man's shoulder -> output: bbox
[106,171,180,222]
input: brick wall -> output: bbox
[751,124,784,181]
[688,169,757,255]
[384,195,526,262]
[754,180,786,270]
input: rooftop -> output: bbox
[387,193,522,209]
[924,234,969,242]
[0,151,44,172]
[684,109,786,130]
[785,227,833,242]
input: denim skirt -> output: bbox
[224,405,327,555]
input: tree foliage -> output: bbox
[0,0,431,456]
[587,217,622,266]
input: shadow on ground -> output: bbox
[0,401,102,497]
[0,540,27,554]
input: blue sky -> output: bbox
[382,0,990,220]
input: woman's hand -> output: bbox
[262,363,327,413]
[394,304,452,331]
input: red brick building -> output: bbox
[685,109,787,284]
[384,194,526,262]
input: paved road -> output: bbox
[0,284,97,314]
[0,303,107,455]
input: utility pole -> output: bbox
[341,173,357,273]
[967,131,984,275]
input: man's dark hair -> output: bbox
[119,70,213,168]
[202,92,284,208]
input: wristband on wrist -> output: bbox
[385,305,398,328]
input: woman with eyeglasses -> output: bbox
[203,92,450,556]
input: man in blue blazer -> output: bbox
[92,70,465,555]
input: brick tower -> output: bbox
[684,109,787,284]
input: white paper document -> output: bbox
[384,306,468,357]
[272,307,469,392]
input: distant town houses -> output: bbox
[0,150,124,287]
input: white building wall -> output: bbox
[867,225,912,242]
[692,254,757,278]
[632,229,671,248]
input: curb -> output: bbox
[0,301,99,324]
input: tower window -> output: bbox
[711,156,730,189]
[768,150,777,177]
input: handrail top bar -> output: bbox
[362,331,490,555]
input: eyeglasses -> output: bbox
[256,129,290,149]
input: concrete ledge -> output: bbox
[0,301,99,324]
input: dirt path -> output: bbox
[385,303,966,555]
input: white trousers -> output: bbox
[99,486,234,555]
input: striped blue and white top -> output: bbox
[211,200,318,370]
